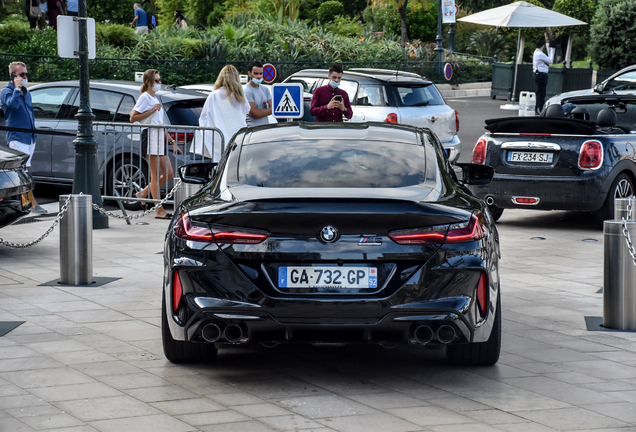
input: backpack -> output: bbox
[148,14,157,30]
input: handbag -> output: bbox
[29,5,42,18]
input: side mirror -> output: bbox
[594,83,605,93]
[178,163,217,185]
[455,163,494,185]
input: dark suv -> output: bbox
[283,69,461,162]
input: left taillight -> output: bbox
[389,212,486,245]
[172,270,183,313]
[472,137,487,164]
[455,109,459,133]
[476,272,487,314]
[579,140,603,169]
[174,213,270,244]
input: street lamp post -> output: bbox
[72,0,108,229]
[435,0,444,74]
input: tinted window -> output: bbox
[288,77,321,93]
[67,89,123,121]
[389,84,444,106]
[115,95,135,122]
[30,87,72,119]
[354,85,386,106]
[165,100,205,125]
[238,140,425,188]
[606,71,636,91]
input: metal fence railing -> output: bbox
[0,53,493,86]
[92,122,224,211]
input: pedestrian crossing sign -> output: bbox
[272,83,304,119]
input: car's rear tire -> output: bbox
[595,173,634,224]
[488,205,504,222]
[107,156,149,210]
[162,291,217,363]
[446,294,501,366]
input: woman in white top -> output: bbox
[198,65,250,162]
[130,69,180,219]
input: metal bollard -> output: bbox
[603,216,636,331]
[59,194,93,285]
[173,182,202,209]
[615,197,636,221]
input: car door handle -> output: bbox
[427,116,437,123]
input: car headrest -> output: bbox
[597,108,617,127]
[545,104,566,118]
[571,107,590,121]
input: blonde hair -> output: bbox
[215,65,245,103]
[140,69,159,94]
[8,61,26,75]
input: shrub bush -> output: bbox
[589,0,636,69]
[317,1,344,23]
[0,21,30,51]
[327,17,364,37]
[406,5,436,43]
[8,27,58,56]
[96,23,137,48]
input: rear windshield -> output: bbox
[238,140,426,188]
[388,84,444,107]
[164,100,205,125]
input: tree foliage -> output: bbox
[589,0,636,70]
[88,0,137,24]
[459,0,553,13]
[551,0,595,39]
[317,1,344,22]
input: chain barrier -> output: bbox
[621,200,636,267]
[0,194,73,249]
[92,179,182,221]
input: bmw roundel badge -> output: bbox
[320,225,339,243]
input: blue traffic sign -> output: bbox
[272,83,304,119]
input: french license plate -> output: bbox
[21,191,32,208]
[278,266,378,289]
[507,151,553,163]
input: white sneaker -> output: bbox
[31,205,48,214]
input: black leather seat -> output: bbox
[596,108,625,134]
[571,107,590,121]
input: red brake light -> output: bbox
[385,113,398,123]
[455,109,459,133]
[472,138,487,164]
[389,212,486,245]
[579,140,603,169]
[173,270,183,312]
[476,272,487,314]
[174,213,270,244]
[168,132,194,142]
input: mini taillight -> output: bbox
[385,113,398,123]
[173,270,183,313]
[472,138,487,164]
[389,212,486,245]
[455,109,459,133]
[579,140,603,169]
[476,272,487,314]
[174,213,270,244]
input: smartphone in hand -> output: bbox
[335,95,342,102]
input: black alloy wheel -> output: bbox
[595,173,635,224]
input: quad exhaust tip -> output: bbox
[485,196,495,206]
[201,323,221,343]
[413,325,434,345]
[223,324,244,343]
[437,325,456,344]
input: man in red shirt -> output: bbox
[309,64,353,122]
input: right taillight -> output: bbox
[385,113,398,123]
[455,109,459,133]
[388,212,486,245]
[472,137,487,164]
[579,140,603,169]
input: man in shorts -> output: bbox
[131,3,148,34]
[1,61,46,213]
[244,61,272,127]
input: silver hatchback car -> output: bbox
[283,69,461,163]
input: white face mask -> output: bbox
[329,80,340,88]
[153,83,161,92]
[251,77,263,85]
[21,78,28,85]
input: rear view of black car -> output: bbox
[0,147,34,228]
[162,122,501,366]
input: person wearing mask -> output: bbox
[309,63,353,122]
[66,0,77,16]
[533,37,552,115]
[129,69,180,220]
[244,61,272,127]
[197,65,250,162]
[46,0,64,30]
[1,62,46,213]
[130,3,148,35]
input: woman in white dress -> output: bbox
[197,65,250,162]
[130,69,180,219]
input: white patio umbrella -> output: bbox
[459,1,586,104]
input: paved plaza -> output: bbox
[0,204,635,432]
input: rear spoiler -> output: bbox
[485,117,597,135]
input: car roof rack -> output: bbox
[348,68,424,79]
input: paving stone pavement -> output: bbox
[1,206,636,432]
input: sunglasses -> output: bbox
[154,78,162,83]
[14,72,29,79]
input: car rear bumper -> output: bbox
[441,135,461,163]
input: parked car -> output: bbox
[543,64,636,128]
[282,69,461,163]
[468,94,636,224]
[0,147,34,228]
[0,81,208,208]
[162,122,501,366]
